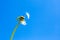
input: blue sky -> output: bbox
[0,0,60,40]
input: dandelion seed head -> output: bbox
[17,12,30,25]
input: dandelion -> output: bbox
[17,16,26,25]
[10,12,30,40]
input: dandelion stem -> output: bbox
[10,23,20,40]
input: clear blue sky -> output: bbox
[0,0,60,40]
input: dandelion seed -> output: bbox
[20,20,26,25]
[26,12,30,19]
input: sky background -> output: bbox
[0,0,60,40]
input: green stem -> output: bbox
[10,23,20,40]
